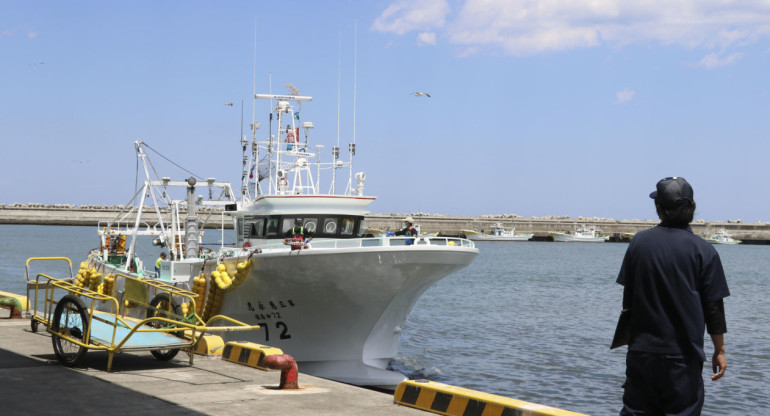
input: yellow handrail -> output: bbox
[25,257,74,315]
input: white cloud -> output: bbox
[372,0,450,36]
[695,52,745,68]
[373,0,770,56]
[27,31,39,39]
[417,31,437,45]
[615,88,635,104]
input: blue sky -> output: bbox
[2,0,769,222]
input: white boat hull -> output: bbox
[706,230,741,245]
[551,233,605,243]
[707,239,740,245]
[214,244,477,388]
[90,243,476,388]
[462,225,532,242]
[465,234,532,241]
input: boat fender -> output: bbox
[192,274,207,315]
[229,260,252,291]
[203,269,224,320]
[220,271,232,289]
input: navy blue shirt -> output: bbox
[617,225,730,361]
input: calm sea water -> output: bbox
[2,225,768,414]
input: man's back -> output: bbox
[617,225,729,360]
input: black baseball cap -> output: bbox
[650,177,694,208]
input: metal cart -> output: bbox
[26,257,259,371]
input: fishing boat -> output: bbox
[84,92,478,389]
[551,225,605,242]
[462,223,532,241]
[705,229,741,245]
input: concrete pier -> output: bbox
[0,318,425,416]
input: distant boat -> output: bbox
[551,225,605,243]
[705,229,741,245]
[462,222,533,241]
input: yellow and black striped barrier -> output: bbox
[221,341,284,371]
[394,380,589,416]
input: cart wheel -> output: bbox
[51,295,88,367]
[31,318,39,332]
[147,293,182,361]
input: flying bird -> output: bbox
[411,92,431,97]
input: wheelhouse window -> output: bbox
[265,217,280,238]
[303,218,318,233]
[281,217,318,236]
[242,217,264,238]
[341,217,355,236]
[254,219,265,237]
[323,218,338,235]
[240,215,364,239]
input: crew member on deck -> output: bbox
[394,216,418,245]
[285,124,296,150]
[155,252,166,274]
[284,218,312,250]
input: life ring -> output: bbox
[243,241,251,249]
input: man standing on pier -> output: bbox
[615,177,730,415]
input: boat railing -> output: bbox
[247,236,475,253]
[97,220,163,236]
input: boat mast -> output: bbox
[126,141,154,267]
[349,20,357,195]
[254,93,312,196]
[243,20,259,202]
[334,31,342,195]
[240,100,249,202]
[184,177,199,258]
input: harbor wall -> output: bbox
[366,214,770,242]
[2,204,769,242]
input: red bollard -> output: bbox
[262,354,299,389]
[0,297,23,319]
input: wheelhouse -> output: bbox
[236,214,369,243]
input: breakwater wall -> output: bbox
[2,205,769,243]
[0,205,230,229]
[366,214,770,243]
